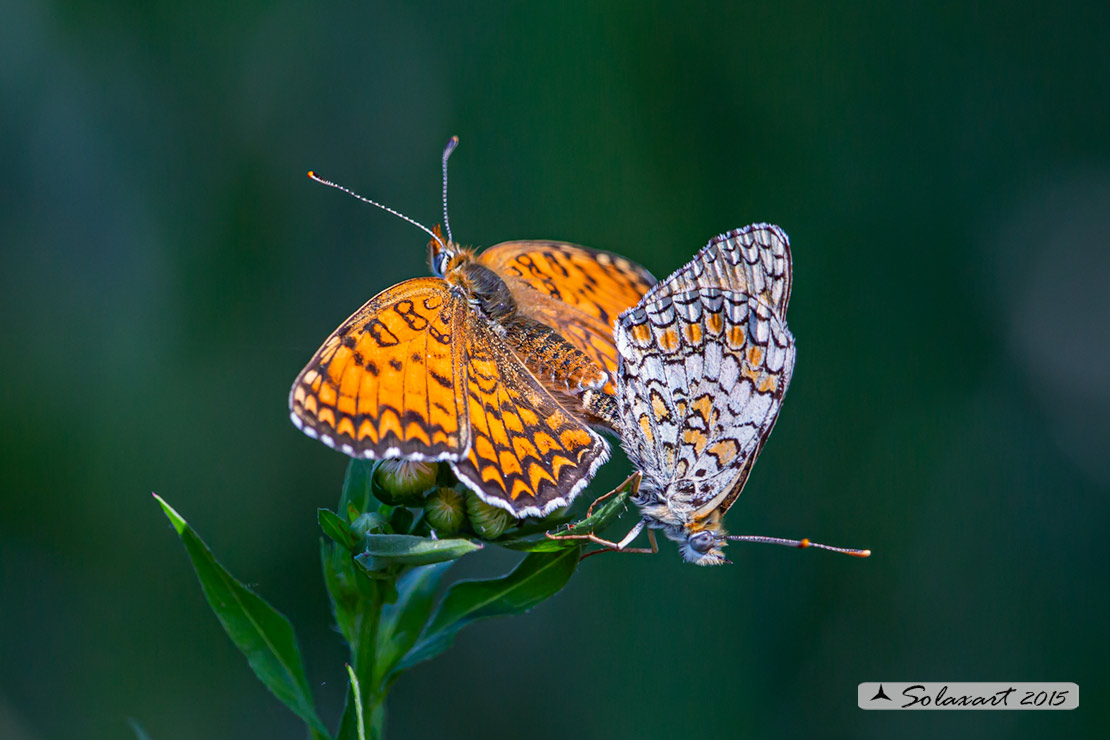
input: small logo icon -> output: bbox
[870,684,892,702]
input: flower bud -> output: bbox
[465,489,513,540]
[424,487,466,535]
[373,460,439,505]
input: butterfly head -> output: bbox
[641,497,731,566]
[676,515,729,566]
[428,225,469,277]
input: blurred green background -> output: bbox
[2,1,1107,738]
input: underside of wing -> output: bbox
[450,319,610,518]
[644,224,792,317]
[289,278,469,461]
[615,288,795,515]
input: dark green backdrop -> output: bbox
[2,2,1107,738]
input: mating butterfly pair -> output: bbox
[290,139,868,563]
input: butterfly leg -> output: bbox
[584,471,641,518]
[577,522,657,560]
[544,472,641,544]
[545,472,654,559]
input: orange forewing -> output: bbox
[289,278,469,461]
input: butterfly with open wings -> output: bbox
[290,139,654,517]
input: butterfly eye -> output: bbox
[689,531,716,554]
[431,249,451,277]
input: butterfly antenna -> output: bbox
[441,135,459,245]
[306,170,446,250]
[727,534,871,558]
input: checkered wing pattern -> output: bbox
[615,224,795,518]
[643,224,791,316]
[289,278,469,461]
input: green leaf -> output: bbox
[558,482,635,537]
[493,482,635,551]
[491,536,577,553]
[375,562,453,684]
[153,494,330,738]
[319,508,358,550]
[345,665,367,740]
[393,547,580,676]
[340,459,380,517]
[356,535,481,569]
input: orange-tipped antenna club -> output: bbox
[727,534,871,558]
[305,170,445,249]
[441,135,459,244]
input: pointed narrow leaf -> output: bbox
[394,547,580,675]
[356,534,481,569]
[153,494,329,737]
[319,508,358,549]
[375,562,453,683]
[345,665,367,740]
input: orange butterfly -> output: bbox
[290,139,655,517]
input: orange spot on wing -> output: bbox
[512,437,540,461]
[509,478,533,500]
[498,450,523,476]
[533,431,558,454]
[527,461,557,489]
[706,311,724,335]
[549,454,576,478]
[707,439,738,466]
[358,420,378,442]
[473,434,496,462]
[378,406,403,440]
[558,428,591,449]
[405,421,431,446]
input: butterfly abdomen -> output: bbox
[505,316,608,392]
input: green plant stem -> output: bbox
[368,697,386,740]
[356,579,384,740]
[326,544,391,740]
